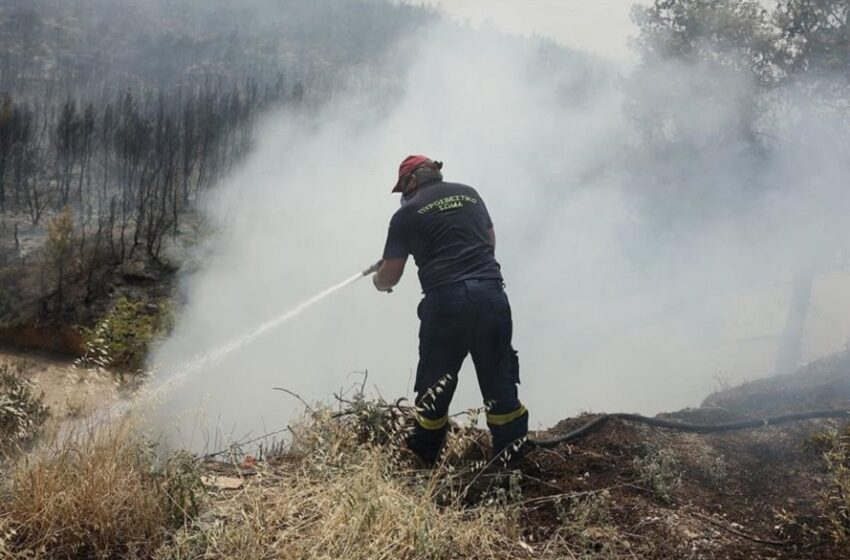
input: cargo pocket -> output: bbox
[500,347,520,385]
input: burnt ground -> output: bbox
[516,417,848,559]
[511,352,850,559]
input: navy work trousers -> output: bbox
[409,278,528,464]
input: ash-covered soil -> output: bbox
[518,416,848,559]
[508,353,850,558]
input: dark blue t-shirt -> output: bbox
[382,181,503,292]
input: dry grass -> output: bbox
[159,407,532,560]
[0,420,202,559]
[0,397,542,560]
[818,425,850,542]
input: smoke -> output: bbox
[150,19,850,449]
[413,0,643,60]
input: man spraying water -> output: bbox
[371,155,528,466]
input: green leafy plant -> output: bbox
[552,490,619,557]
[159,450,206,526]
[0,364,49,452]
[634,446,683,504]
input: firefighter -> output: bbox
[373,155,528,466]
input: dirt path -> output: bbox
[1,348,119,420]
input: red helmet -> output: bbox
[392,154,433,193]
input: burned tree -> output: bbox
[44,206,75,303]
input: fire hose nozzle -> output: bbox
[362,260,382,276]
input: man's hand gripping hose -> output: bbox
[363,260,393,293]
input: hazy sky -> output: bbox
[418,0,649,60]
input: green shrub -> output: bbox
[81,296,172,373]
[634,446,683,504]
[160,450,206,526]
[0,364,49,452]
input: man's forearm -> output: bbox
[373,267,394,291]
[373,257,406,291]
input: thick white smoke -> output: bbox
[150,22,850,450]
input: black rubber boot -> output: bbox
[407,425,447,466]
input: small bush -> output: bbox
[634,446,683,504]
[81,296,172,373]
[44,205,77,300]
[546,490,621,559]
[0,363,49,452]
[160,450,205,526]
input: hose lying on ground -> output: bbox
[528,409,850,449]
